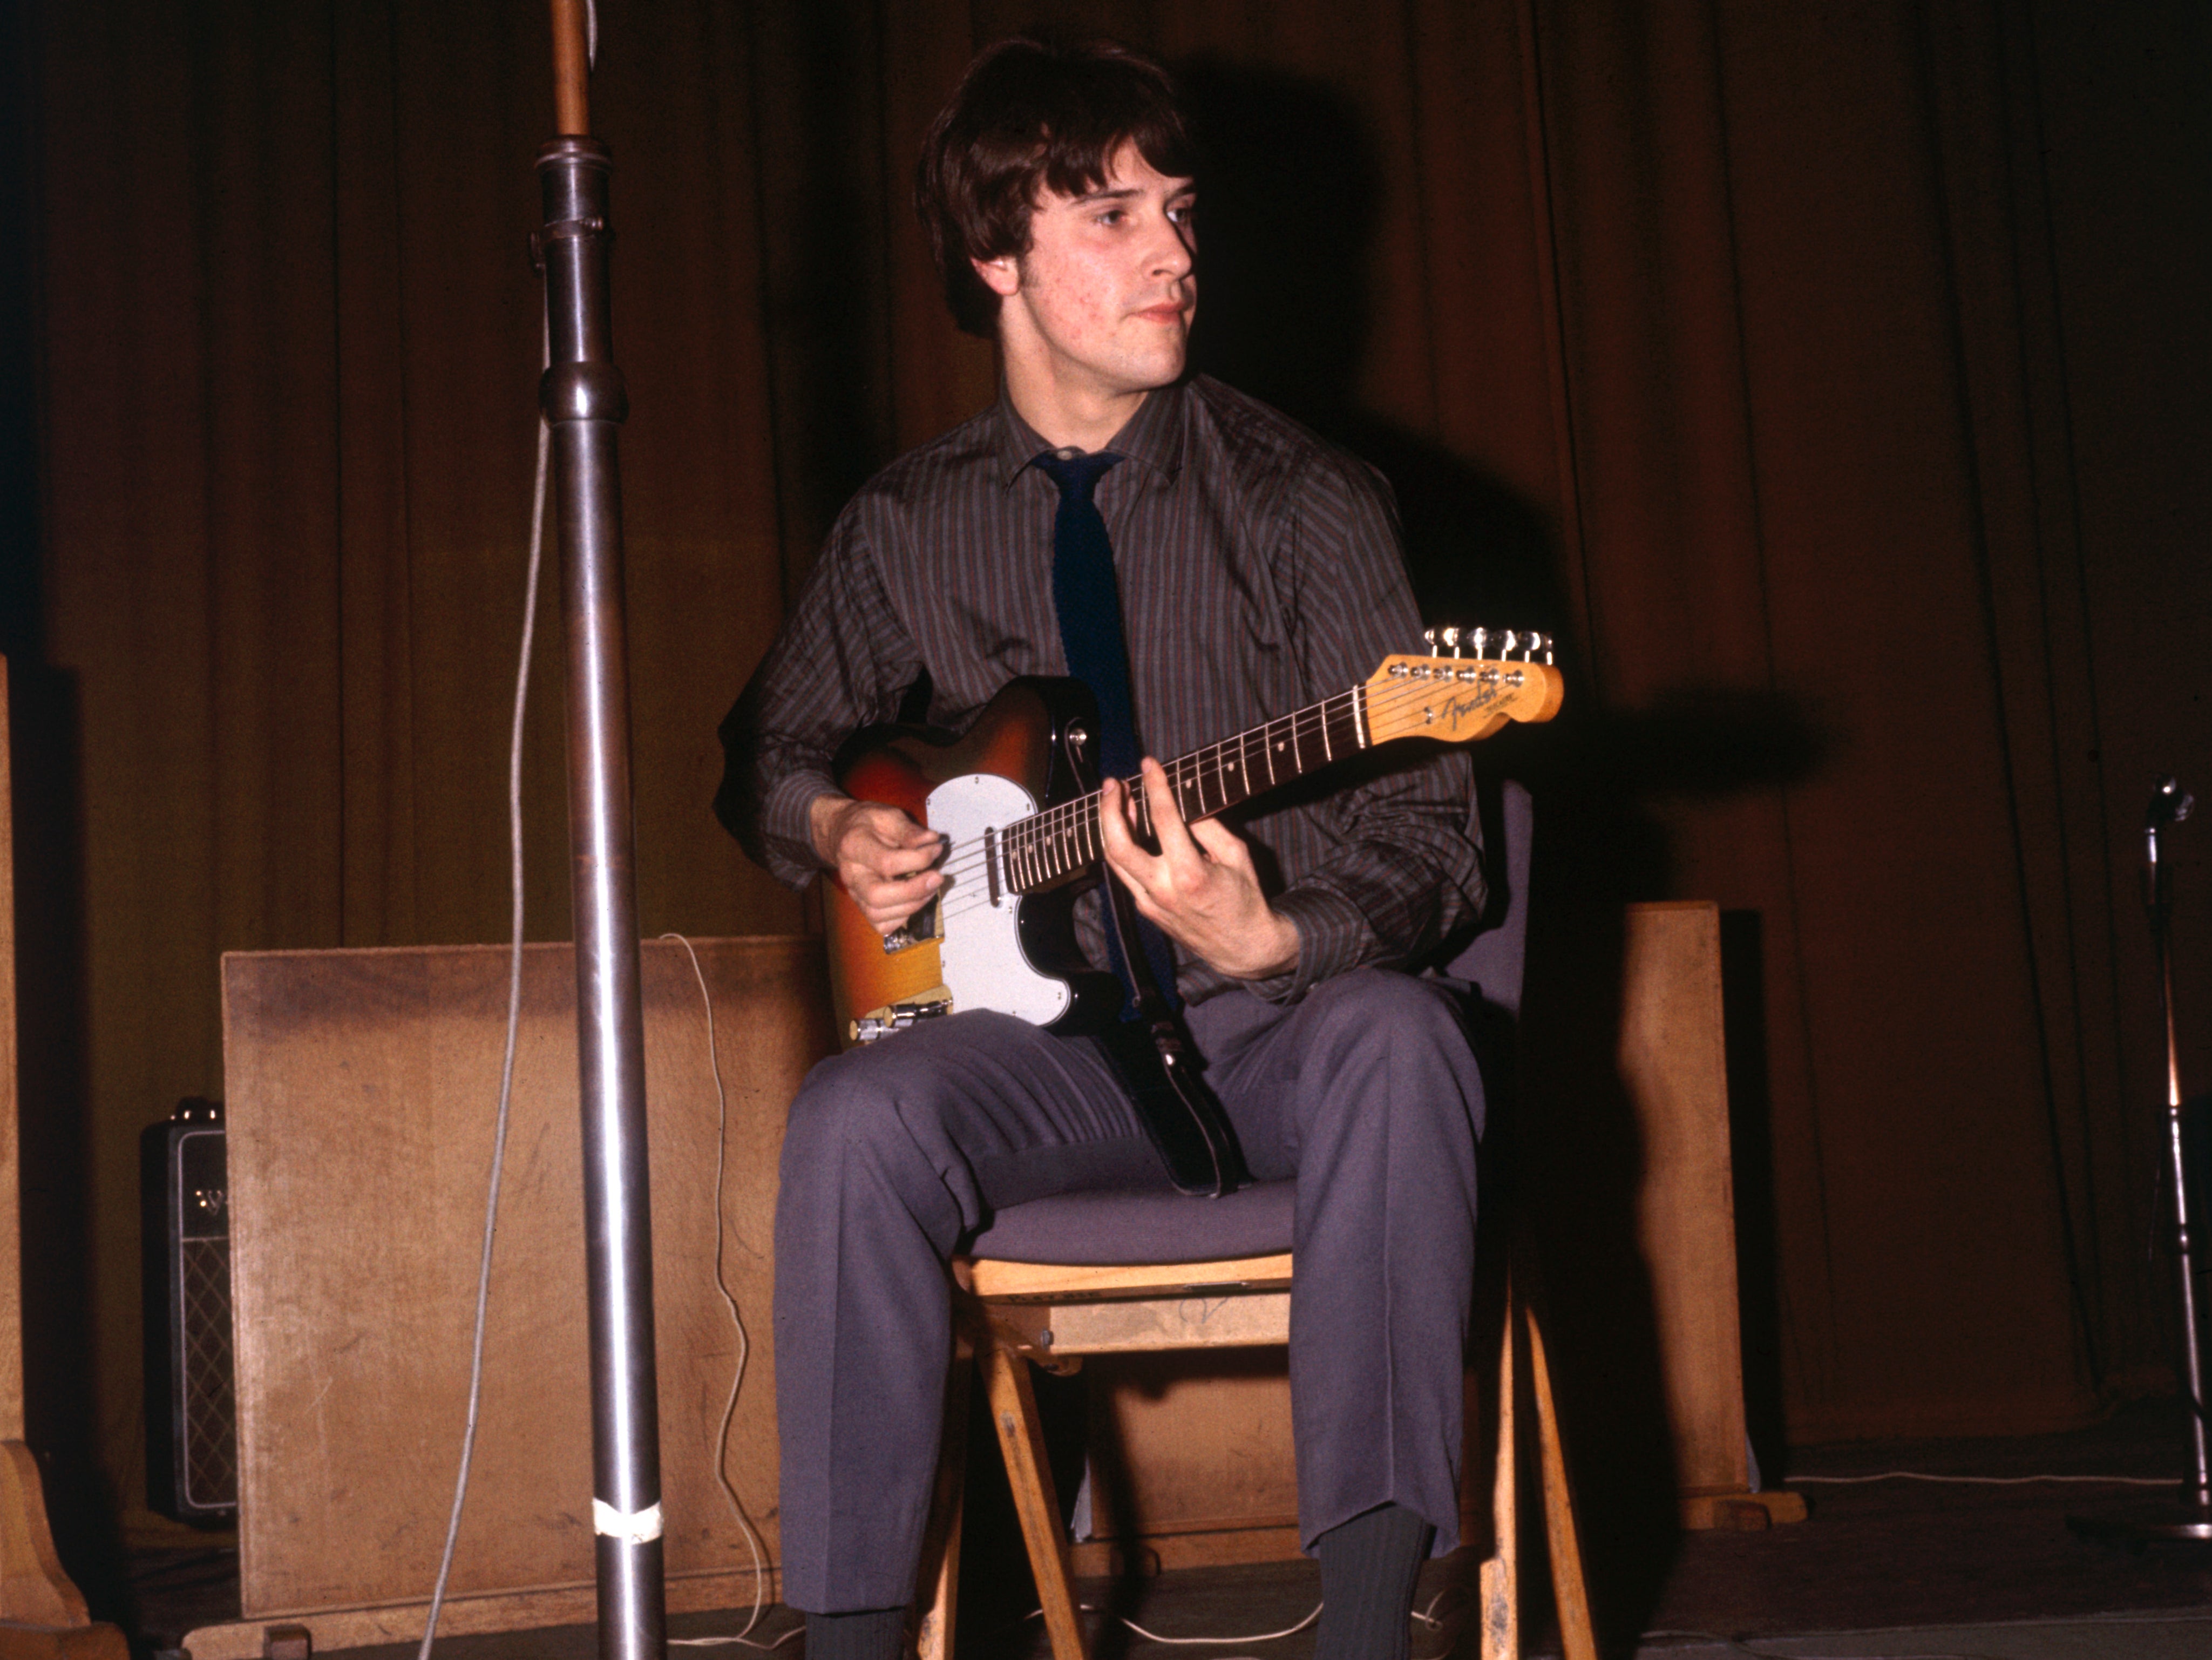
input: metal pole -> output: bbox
[2151,781,2212,1508]
[538,5,668,1655]
[2071,776,2209,1543]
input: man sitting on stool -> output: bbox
[717,36,1488,1660]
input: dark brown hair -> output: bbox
[916,38,1198,338]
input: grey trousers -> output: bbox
[771,967,1484,1612]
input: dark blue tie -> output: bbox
[1034,447,1182,1017]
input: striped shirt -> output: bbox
[716,374,1484,1007]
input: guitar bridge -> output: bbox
[850,987,954,1045]
[882,894,941,954]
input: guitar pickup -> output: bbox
[850,988,954,1045]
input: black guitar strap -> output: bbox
[1036,446,1249,1198]
[1089,856,1252,1198]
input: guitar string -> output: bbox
[1006,656,1531,859]
[922,666,1528,895]
[914,679,1379,906]
[911,668,1531,921]
[902,686,1362,897]
[895,666,1546,939]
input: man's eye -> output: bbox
[1096,209,1124,226]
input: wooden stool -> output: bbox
[914,1236,1596,1660]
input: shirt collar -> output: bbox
[993,378,1190,490]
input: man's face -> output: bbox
[977,141,1197,404]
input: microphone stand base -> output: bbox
[2068,1493,2212,1545]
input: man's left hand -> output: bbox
[1098,758,1300,982]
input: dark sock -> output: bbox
[1313,1503,1434,1660]
[802,1605,907,1660]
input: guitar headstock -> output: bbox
[1363,627,1565,746]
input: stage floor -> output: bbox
[130,1397,2212,1659]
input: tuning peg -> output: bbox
[1470,626,1489,659]
[1423,627,1438,653]
[1501,630,1519,658]
[1441,625,1461,658]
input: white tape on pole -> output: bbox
[593,1499,664,1543]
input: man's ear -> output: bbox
[972,253,1020,299]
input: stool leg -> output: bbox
[979,1339,1089,1660]
[914,1335,972,1660]
[1525,1301,1597,1660]
[1478,1279,1518,1660]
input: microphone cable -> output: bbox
[416,391,550,1660]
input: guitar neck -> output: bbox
[1000,686,1368,896]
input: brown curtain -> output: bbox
[15,0,2210,1561]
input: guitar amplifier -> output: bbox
[140,1097,237,1525]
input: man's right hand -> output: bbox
[810,795,946,935]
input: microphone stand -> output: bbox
[2072,776,2210,1543]
[537,3,668,1652]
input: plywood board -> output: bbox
[1081,1338,1497,1554]
[221,907,1756,1611]
[223,936,831,1618]
[1083,1352,1300,1542]
[1618,901,1750,1495]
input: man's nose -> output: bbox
[1147,211,1193,277]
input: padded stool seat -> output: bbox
[967,1180,1295,1265]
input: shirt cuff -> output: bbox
[759,768,845,890]
[1237,886,1370,1005]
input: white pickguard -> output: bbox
[927,772,1071,1027]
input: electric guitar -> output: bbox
[827,628,1564,1046]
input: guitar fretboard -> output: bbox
[995,686,1369,896]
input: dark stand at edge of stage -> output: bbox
[2071,776,2211,1545]
[538,4,669,1656]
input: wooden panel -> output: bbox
[218,905,1756,1608]
[1082,1353,1300,1543]
[223,936,832,1618]
[1069,1525,1299,1577]
[1618,902,1752,1496]
[1075,1337,1501,1565]
[1680,1489,1806,1529]
[184,1563,788,1660]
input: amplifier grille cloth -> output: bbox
[179,1235,236,1511]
